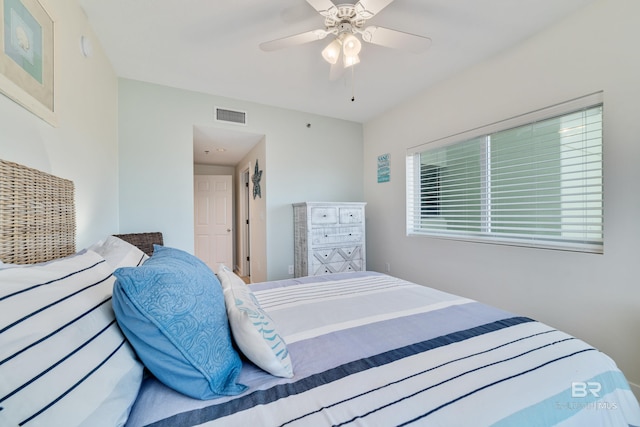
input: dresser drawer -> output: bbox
[311,227,362,245]
[310,258,364,275]
[310,207,338,224]
[339,207,363,224]
[312,246,362,264]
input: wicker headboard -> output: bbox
[113,232,164,257]
[0,160,76,264]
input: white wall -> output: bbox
[118,79,363,280]
[363,0,640,394]
[0,0,119,250]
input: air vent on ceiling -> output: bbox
[215,107,247,125]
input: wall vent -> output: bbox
[215,107,247,125]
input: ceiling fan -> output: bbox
[259,0,432,80]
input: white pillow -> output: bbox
[217,265,294,378]
[88,235,148,269]
[0,250,143,427]
[0,259,18,269]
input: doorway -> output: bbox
[239,166,251,278]
[192,125,265,281]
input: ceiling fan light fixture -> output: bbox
[344,53,360,68]
[322,38,342,64]
[341,33,362,57]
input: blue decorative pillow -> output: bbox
[112,245,246,399]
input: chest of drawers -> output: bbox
[293,202,366,277]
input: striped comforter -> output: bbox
[126,272,640,427]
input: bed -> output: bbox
[1,159,639,427]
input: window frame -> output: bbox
[406,92,604,253]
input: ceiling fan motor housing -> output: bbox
[338,22,353,34]
[324,4,366,32]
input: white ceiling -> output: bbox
[78,0,595,164]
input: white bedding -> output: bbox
[125,271,640,427]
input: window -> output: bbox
[406,93,603,253]
[420,164,441,216]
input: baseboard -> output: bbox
[630,381,640,402]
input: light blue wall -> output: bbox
[118,79,364,280]
[0,0,119,250]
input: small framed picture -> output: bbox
[377,153,390,183]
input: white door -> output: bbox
[194,175,233,271]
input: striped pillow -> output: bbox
[0,250,143,427]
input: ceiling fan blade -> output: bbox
[354,0,395,19]
[360,26,432,53]
[260,29,329,52]
[305,0,338,18]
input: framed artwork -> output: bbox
[0,0,55,125]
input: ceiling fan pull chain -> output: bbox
[351,65,356,102]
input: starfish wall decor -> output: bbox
[252,160,263,199]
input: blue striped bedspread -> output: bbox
[125,272,640,427]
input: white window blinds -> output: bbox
[406,93,603,253]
